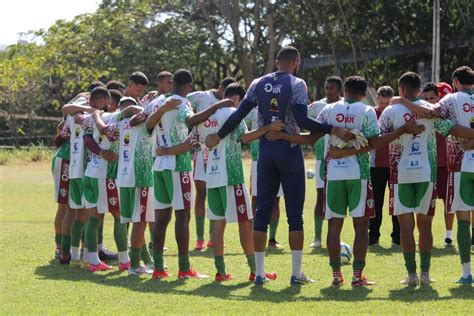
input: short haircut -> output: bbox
[106,80,126,91]
[326,76,343,90]
[173,69,193,87]
[156,71,173,82]
[224,83,246,100]
[344,76,367,96]
[90,86,111,102]
[219,77,236,89]
[276,46,300,61]
[398,72,421,91]
[109,89,123,104]
[119,96,138,108]
[377,85,394,98]
[129,71,149,86]
[452,66,474,85]
[422,82,439,96]
[87,81,106,92]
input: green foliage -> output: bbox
[0,147,54,166]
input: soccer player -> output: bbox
[106,80,126,95]
[422,81,455,247]
[369,86,401,246]
[398,66,474,284]
[146,69,208,279]
[124,71,149,104]
[307,76,343,249]
[187,77,236,250]
[206,46,354,286]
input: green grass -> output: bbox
[0,147,55,166]
[0,158,472,314]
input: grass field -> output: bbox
[0,156,472,314]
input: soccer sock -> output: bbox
[85,217,99,253]
[291,250,303,278]
[61,235,71,257]
[178,254,190,272]
[98,224,104,246]
[314,216,323,240]
[445,230,453,240]
[457,220,471,266]
[195,215,205,241]
[330,259,341,272]
[419,251,431,273]
[89,251,100,265]
[129,247,141,269]
[55,233,62,247]
[352,260,366,279]
[472,227,474,245]
[153,250,165,271]
[141,245,152,265]
[269,219,279,241]
[246,254,256,273]
[214,255,226,275]
[462,263,471,278]
[113,219,128,252]
[255,251,265,278]
[82,248,89,264]
[71,220,84,260]
[403,252,417,274]
[209,220,214,240]
[118,251,129,264]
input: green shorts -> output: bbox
[119,187,153,223]
[448,171,474,212]
[207,184,252,223]
[83,176,119,214]
[325,179,374,219]
[392,182,435,216]
[153,170,193,211]
[69,178,84,209]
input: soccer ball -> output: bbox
[306,168,315,179]
[340,242,353,265]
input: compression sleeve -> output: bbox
[291,103,333,134]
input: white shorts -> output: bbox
[390,182,436,216]
[447,171,474,213]
[83,177,120,214]
[119,187,154,223]
[250,161,283,197]
[52,156,69,205]
[153,170,195,210]
[207,184,253,223]
[193,151,206,182]
[315,160,325,189]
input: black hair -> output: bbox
[377,85,394,98]
[129,71,149,86]
[173,69,193,87]
[422,82,439,96]
[224,83,246,100]
[106,80,126,91]
[118,97,138,108]
[87,81,106,92]
[398,72,421,91]
[452,66,474,85]
[276,46,300,61]
[326,76,343,90]
[90,86,111,102]
[156,71,173,82]
[344,76,368,96]
[109,89,123,104]
[219,77,236,89]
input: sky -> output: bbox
[0,0,99,46]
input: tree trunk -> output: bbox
[8,112,20,148]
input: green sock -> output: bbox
[80,226,85,245]
[214,255,226,275]
[85,217,99,252]
[61,235,71,257]
[178,254,190,272]
[196,215,205,241]
[457,220,471,264]
[98,224,104,245]
[420,251,431,273]
[403,252,417,274]
[113,219,128,252]
[55,233,62,246]
[153,250,165,271]
[141,245,153,265]
[472,227,474,245]
[314,216,323,240]
[353,260,366,271]
[209,220,214,240]
[330,259,341,272]
[130,247,141,269]
[269,219,279,240]
[71,220,84,248]
[246,254,256,273]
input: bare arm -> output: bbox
[391,97,439,119]
[120,106,143,119]
[93,111,107,135]
[369,123,425,149]
[145,99,181,130]
[61,104,95,116]
[156,142,192,156]
[448,124,474,139]
[327,146,373,159]
[186,99,234,127]
[240,121,285,144]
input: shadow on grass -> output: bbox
[368,245,457,258]
[388,285,440,301]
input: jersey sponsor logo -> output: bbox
[237,204,246,214]
[60,188,68,197]
[366,198,374,209]
[204,119,218,128]
[335,113,355,123]
[462,102,473,113]
[141,189,148,198]
[98,135,104,144]
[123,150,130,161]
[181,172,190,184]
[124,133,131,145]
[107,181,116,190]
[109,197,118,206]
[403,112,423,122]
[184,192,192,201]
[61,164,70,182]
[410,142,420,153]
[73,142,79,153]
[75,127,81,137]
[210,165,218,172]
[264,83,282,94]
[235,185,243,197]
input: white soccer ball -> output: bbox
[340,242,353,265]
[306,168,315,179]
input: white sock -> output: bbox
[98,244,104,251]
[89,251,100,265]
[291,250,303,278]
[118,251,130,264]
[445,230,453,240]
[462,262,471,278]
[255,251,265,278]
[71,247,80,261]
[82,248,89,263]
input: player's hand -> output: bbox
[100,150,118,162]
[327,148,347,159]
[205,133,221,148]
[265,131,282,141]
[267,121,285,132]
[144,91,158,102]
[331,126,355,141]
[161,99,181,112]
[401,122,425,135]
[460,139,474,150]
[156,146,168,156]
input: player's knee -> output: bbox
[287,214,303,232]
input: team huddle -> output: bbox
[51,46,474,287]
